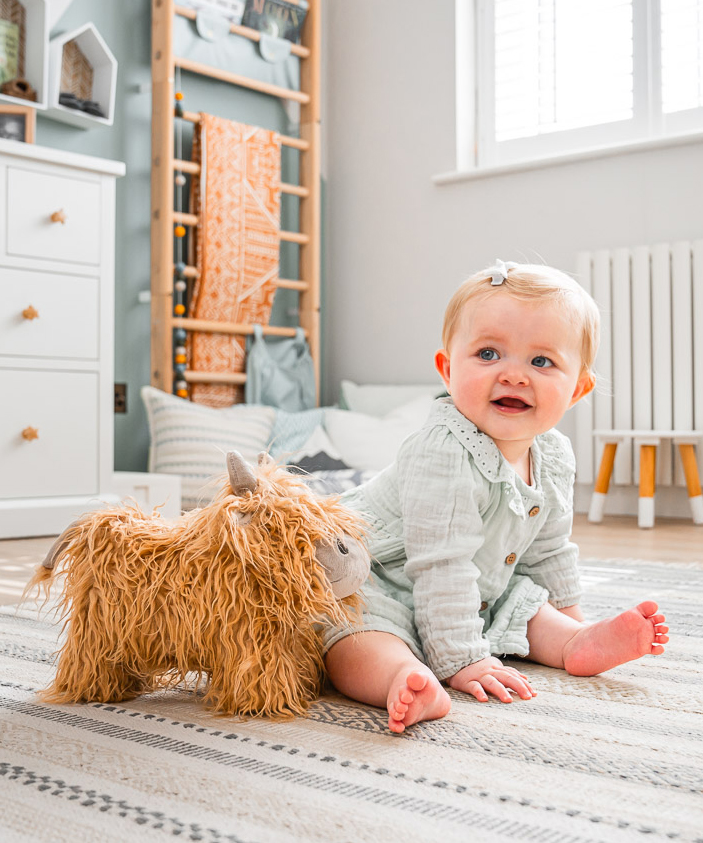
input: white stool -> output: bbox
[588,430,703,528]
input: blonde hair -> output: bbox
[441,263,601,376]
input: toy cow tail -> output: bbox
[22,519,82,603]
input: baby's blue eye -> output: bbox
[532,356,553,368]
[478,348,499,361]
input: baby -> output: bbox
[324,261,668,733]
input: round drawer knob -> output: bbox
[22,426,39,442]
[22,305,39,320]
[50,209,67,224]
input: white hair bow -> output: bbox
[490,259,518,285]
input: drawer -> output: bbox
[0,369,99,499]
[0,267,99,360]
[6,166,101,266]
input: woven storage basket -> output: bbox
[60,38,93,100]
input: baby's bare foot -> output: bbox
[387,668,451,734]
[563,601,669,676]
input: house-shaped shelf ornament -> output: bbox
[47,21,117,128]
[0,0,50,109]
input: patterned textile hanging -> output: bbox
[187,115,281,407]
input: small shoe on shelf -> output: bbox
[59,92,83,110]
[81,100,106,118]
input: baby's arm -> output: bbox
[513,507,583,611]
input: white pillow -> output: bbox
[141,386,275,510]
[324,394,436,471]
[339,379,444,417]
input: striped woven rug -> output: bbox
[1,559,701,843]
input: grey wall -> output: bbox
[322,0,703,515]
[41,0,296,471]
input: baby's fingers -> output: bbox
[501,665,535,687]
[465,680,489,703]
[497,670,536,700]
[481,675,514,703]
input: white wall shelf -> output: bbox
[0,0,49,109]
[47,21,117,129]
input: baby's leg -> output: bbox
[526,601,668,676]
[325,631,451,733]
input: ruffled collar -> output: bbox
[430,398,573,518]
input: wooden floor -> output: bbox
[0,514,700,606]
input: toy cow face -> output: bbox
[226,450,370,599]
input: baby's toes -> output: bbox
[637,600,659,618]
[399,688,414,705]
[389,700,408,720]
[651,613,666,625]
[651,644,666,655]
[388,716,406,734]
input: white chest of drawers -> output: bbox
[0,140,126,538]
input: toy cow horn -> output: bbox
[227,451,257,495]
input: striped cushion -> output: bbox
[141,386,275,510]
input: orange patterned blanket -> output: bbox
[187,115,281,407]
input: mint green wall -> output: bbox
[39,0,299,471]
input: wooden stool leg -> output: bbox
[638,445,656,528]
[677,444,703,525]
[588,442,618,523]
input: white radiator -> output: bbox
[573,241,703,488]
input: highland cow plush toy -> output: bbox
[26,451,370,719]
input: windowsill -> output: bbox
[432,129,703,185]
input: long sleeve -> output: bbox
[514,431,582,608]
[396,429,492,679]
[513,507,581,608]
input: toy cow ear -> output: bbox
[258,451,274,466]
[227,451,257,495]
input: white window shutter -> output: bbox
[661,0,703,114]
[493,0,634,142]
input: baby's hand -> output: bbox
[447,657,536,703]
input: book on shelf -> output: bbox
[242,0,308,43]
[0,20,19,86]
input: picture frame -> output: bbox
[0,103,36,143]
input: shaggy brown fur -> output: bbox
[25,457,366,719]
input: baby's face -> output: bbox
[435,294,593,460]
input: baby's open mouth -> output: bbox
[492,397,532,410]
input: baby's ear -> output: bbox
[434,349,451,389]
[570,372,596,406]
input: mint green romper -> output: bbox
[323,398,582,681]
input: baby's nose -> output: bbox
[499,363,530,385]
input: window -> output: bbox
[465,0,703,169]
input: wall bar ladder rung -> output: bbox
[177,112,310,150]
[174,4,311,59]
[173,317,306,337]
[171,160,309,197]
[180,264,307,291]
[281,183,309,197]
[172,213,308,244]
[175,56,309,103]
[173,159,200,174]
[184,371,248,385]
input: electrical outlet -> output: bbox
[114,383,127,413]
